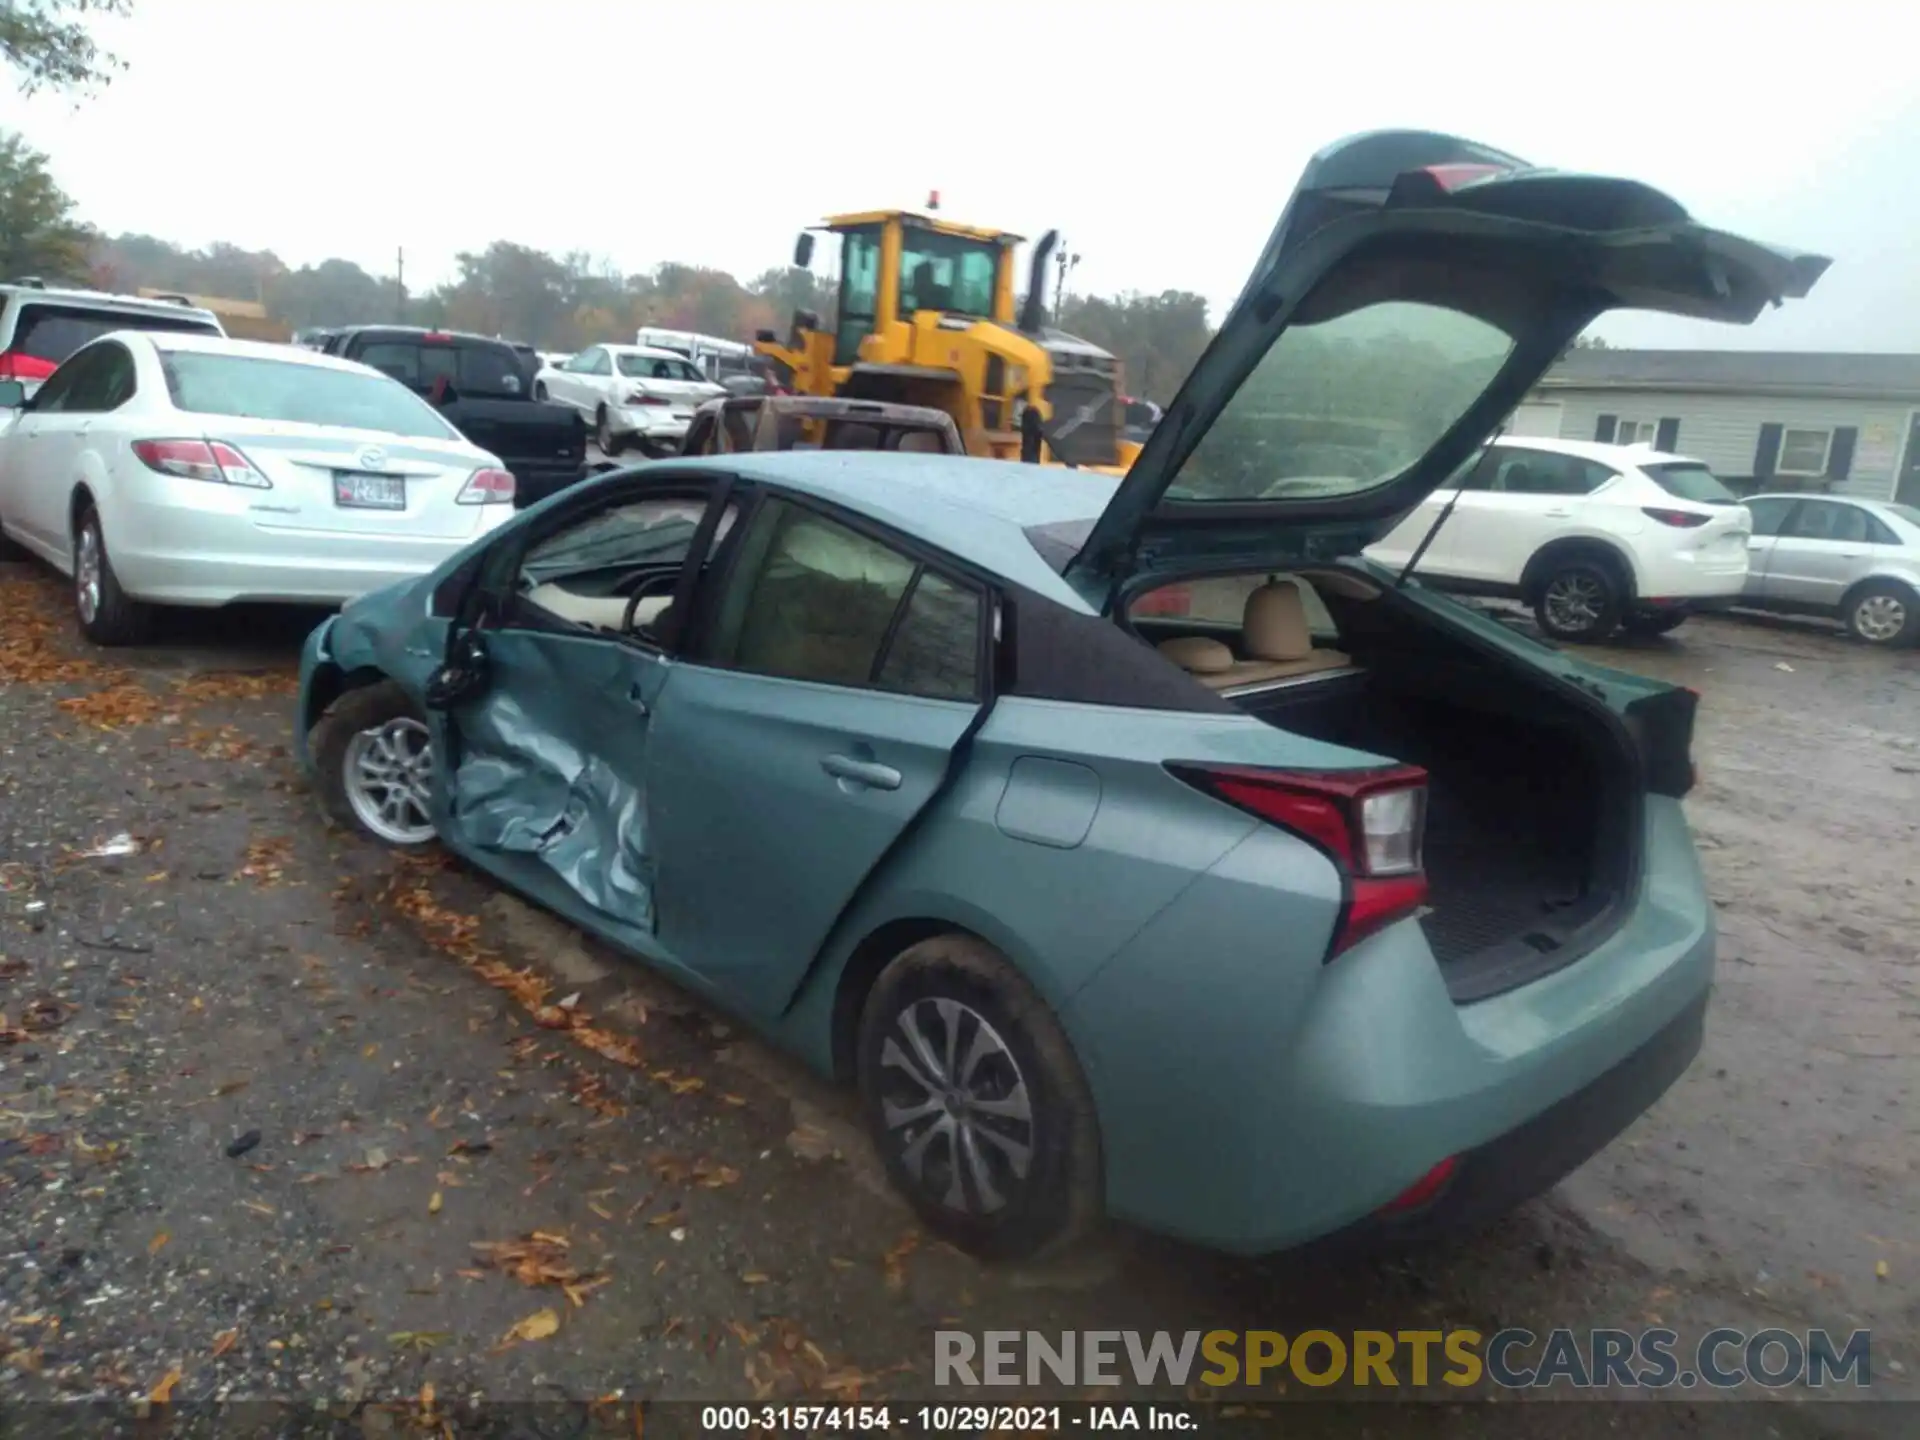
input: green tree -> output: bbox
[0,128,93,280]
[2,0,130,94]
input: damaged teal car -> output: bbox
[295,131,1826,1260]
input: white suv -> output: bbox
[1365,437,1753,643]
[1,283,224,397]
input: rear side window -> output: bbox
[7,303,219,365]
[1641,462,1738,505]
[1480,450,1614,496]
[708,499,981,699]
[353,340,525,398]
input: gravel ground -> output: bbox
[1,560,1915,1437]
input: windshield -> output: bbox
[1170,300,1516,503]
[619,353,706,383]
[160,352,461,440]
[1641,461,1739,505]
[897,229,1000,320]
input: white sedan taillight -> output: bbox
[132,438,271,489]
[456,467,516,505]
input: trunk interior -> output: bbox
[1135,576,1642,1001]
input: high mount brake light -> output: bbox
[1168,763,1430,959]
[1422,163,1508,192]
[131,438,270,488]
[1643,507,1711,528]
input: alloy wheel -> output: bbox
[1852,592,1907,644]
[341,717,436,844]
[1544,572,1606,634]
[876,997,1035,1214]
[75,522,102,625]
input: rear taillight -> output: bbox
[1642,507,1710,528]
[0,351,58,381]
[1169,763,1430,958]
[456,467,515,505]
[1421,162,1508,191]
[131,438,270,489]
[627,391,669,406]
[1133,584,1193,617]
[1378,1155,1459,1214]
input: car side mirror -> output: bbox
[0,380,26,409]
[792,232,814,269]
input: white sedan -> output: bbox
[533,343,725,456]
[0,331,517,646]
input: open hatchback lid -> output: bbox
[1060,129,1831,607]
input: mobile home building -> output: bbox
[1508,350,1920,505]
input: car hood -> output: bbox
[1062,129,1830,609]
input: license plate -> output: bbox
[334,472,405,509]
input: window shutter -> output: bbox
[1827,426,1857,480]
[1753,423,1783,481]
[1654,417,1680,452]
[1594,414,1618,443]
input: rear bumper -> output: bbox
[1064,796,1716,1254]
[613,408,692,442]
[1316,989,1705,1251]
[107,489,502,607]
[1636,549,1748,603]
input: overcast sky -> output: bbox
[3,0,1913,351]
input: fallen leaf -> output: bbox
[241,1200,276,1217]
[150,1368,182,1404]
[210,1328,239,1358]
[720,1094,748,1107]
[429,1191,443,1215]
[647,1206,684,1229]
[498,1307,560,1348]
[214,1080,250,1097]
[149,1231,169,1255]
[388,1331,450,1351]
[588,1202,614,1221]
[1876,1260,1890,1279]
[742,1272,770,1286]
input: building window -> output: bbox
[1615,420,1657,445]
[1776,427,1833,477]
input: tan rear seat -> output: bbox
[1156,580,1350,689]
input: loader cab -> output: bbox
[795,211,1021,368]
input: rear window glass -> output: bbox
[160,351,461,440]
[354,340,526,398]
[10,303,220,364]
[618,353,705,382]
[1883,503,1920,530]
[1641,462,1738,505]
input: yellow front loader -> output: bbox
[752,209,1142,474]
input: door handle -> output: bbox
[627,682,649,717]
[821,754,902,791]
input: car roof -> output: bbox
[1493,435,1699,467]
[1,283,220,323]
[1747,491,1920,525]
[134,329,396,376]
[603,343,698,361]
[671,451,1115,609]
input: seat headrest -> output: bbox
[1157,636,1234,675]
[1243,580,1314,661]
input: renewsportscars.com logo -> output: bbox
[934,1328,1874,1391]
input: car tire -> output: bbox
[1621,611,1689,638]
[308,679,439,847]
[1844,581,1918,648]
[596,407,624,457]
[533,381,548,401]
[1533,561,1623,644]
[857,933,1103,1262]
[72,505,155,646]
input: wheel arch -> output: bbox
[1520,536,1641,603]
[1839,570,1919,613]
[302,662,392,738]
